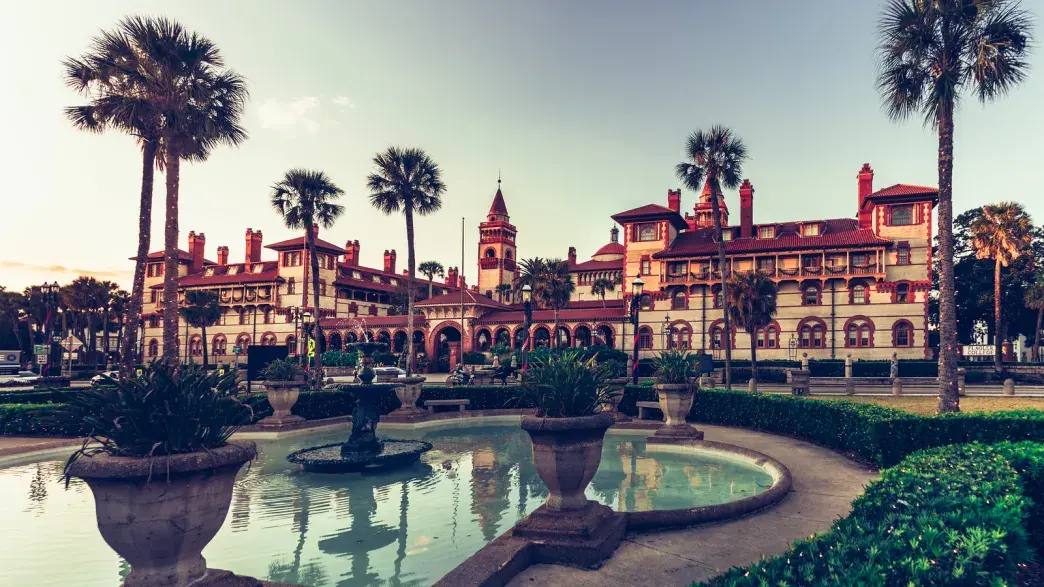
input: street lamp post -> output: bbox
[521,284,533,373]
[629,275,644,385]
[287,307,303,366]
[302,310,313,374]
[662,313,671,350]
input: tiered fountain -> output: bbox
[287,342,432,473]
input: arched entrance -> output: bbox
[393,331,408,353]
[494,328,511,348]
[596,325,615,349]
[574,325,592,348]
[328,331,343,351]
[434,325,462,372]
[514,327,527,350]
[533,327,551,348]
[475,329,492,352]
[377,330,391,347]
[555,326,571,349]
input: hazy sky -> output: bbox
[2,0,1043,291]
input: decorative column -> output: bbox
[844,354,855,396]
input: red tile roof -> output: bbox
[611,204,689,230]
[653,218,892,259]
[155,262,283,288]
[135,249,216,265]
[416,289,508,308]
[319,315,428,329]
[569,259,624,272]
[265,236,347,254]
[502,299,625,311]
[334,276,398,294]
[475,306,625,325]
[592,242,625,257]
[868,184,938,198]
[488,187,509,216]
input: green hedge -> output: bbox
[702,441,1044,586]
[0,404,84,436]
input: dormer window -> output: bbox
[889,205,914,226]
[721,230,733,241]
[390,279,398,286]
[204,267,215,277]
[227,266,239,275]
[758,226,774,239]
[373,275,381,283]
[635,222,658,242]
[252,264,264,274]
[801,223,821,237]
[352,271,361,279]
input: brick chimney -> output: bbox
[667,188,681,213]
[216,246,229,266]
[568,246,577,265]
[187,231,206,272]
[446,267,459,287]
[344,240,360,266]
[245,228,263,264]
[857,163,874,229]
[384,249,397,273]
[739,180,754,239]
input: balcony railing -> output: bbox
[478,258,499,270]
[778,267,799,277]
[801,266,823,277]
[851,263,879,275]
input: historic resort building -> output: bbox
[137,163,935,370]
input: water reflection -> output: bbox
[0,425,772,587]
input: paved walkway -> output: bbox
[507,424,878,586]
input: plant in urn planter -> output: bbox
[508,350,626,567]
[649,349,704,443]
[60,363,256,587]
[259,357,306,427]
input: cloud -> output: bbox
[256,97,321,133]
[0,260,131,288]
[332,96,356,108]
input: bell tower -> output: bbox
[477,176,517,301]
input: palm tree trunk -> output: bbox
[553,309,561,349]
[307,222,323,387]
[9,315,24,359]
[405,207,417,376]
[161,146,181,366]
[709,178,732,390]
[993,258,1003,372]
[749,330,758,384]
[1034,307,1042,363]
[102,307,111,367]
[936,103,960,413]
[428,279,433,299]
[202,324,209,372]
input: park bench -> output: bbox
[425,398,470,415]
[635,401,662,421]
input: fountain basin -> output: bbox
[287,439,432,473]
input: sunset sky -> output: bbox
[2,0,1042,291]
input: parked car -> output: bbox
[91,371,119,386]
[0,370,42,385]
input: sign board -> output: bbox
[962,345,994,357]
[60,336,83,351]
[36,354,47,365]
[0,350,20,364]
[136,368,143,377]
[307,339,316,358]
[34,345,47,355]
[233,346,242,355]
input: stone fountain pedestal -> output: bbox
[381,377,428,423]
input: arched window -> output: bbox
[895,283,910,303]
[798,318,826,348]
[261,333,277,346]
[711,325,724,350]
[147,339,159,357]
[485,248,496,258]
[263,309,273,324]
[668,325,691,350]
[845,317,874,348]
[148,315,160,328]
[802,283,821,306]
[755,324,779,349]
[287,277,296,295]
[712,285,723,309]
[638,326,653,350]
[212,335,227,355]
[851,283,868,305]
[893,320,914,347]
[236,334,251,352]
[505,249,513,260]
[640,294,652,311]
[286,335,297,355]
[672,290,687,310]
[189,336,203,357]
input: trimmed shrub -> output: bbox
[0,403,83,436]
[701,442,1042,586]
[462,351,487,365]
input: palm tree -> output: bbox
[110,289,131,363]
[970,202,1033,370]
[418,260,445,298]
[75,17,248,364]
[272,169,345,385]
[876,0,1032,411]
[95,281,118,370]
[590,277,618,308]
[517,257,574,348]
[0,288,26,358]
[367,147,446,375]
[1025,274,1044,363]
[179,290,222,371]
[726,271,778,386]
[676,126,749,390]
[495,283,513,304]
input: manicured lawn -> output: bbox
[808,394,1044,415]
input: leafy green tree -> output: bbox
[517,257,574,348]
[272,169,345,384]
[418,260,445,298]
[971,202,1034,369]
[590,277,618,308]
[179,290,221,370]
[1025,275,1044,362]
[367,147,446,375]
[726,271,778,384]
[0,287,26,357]
[876,0,1033,412]
[676,126,749,390]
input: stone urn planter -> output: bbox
[650,383,703,442]
[384,376,427,422]
[605,377,631,423]
[259,380,306,427]
[514,412,625,567]
[66,441,257,587]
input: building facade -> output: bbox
[141,163,935,370]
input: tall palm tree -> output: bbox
[272,169,345,385]
[517,257,574,348]
[367,147,446,375]
[110,289,131,363]
[590,277,618,308]
[495,283,513,304]
[94,281,118,370]
[1025,274,1044,363]
[76,17,248,364]
[970,202,1033,370]
[877,0,1032,411]
[676,126,749,390]
[726,271,778,385]
[179,290,222,371]
[0,288,26,358]
[418,260,445,298]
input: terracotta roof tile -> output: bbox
[319,315,428,329]
[417,289,507,308]
[653,218,892,259]
[592,242,625,257]
[157,262,283,287]
[265,236,347,254]
[488,188,509,216]
[868,184,938,198]
[569,259,624,272]
[135,249,216,265]
[611,204,689,230]
[475,306,625,325]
